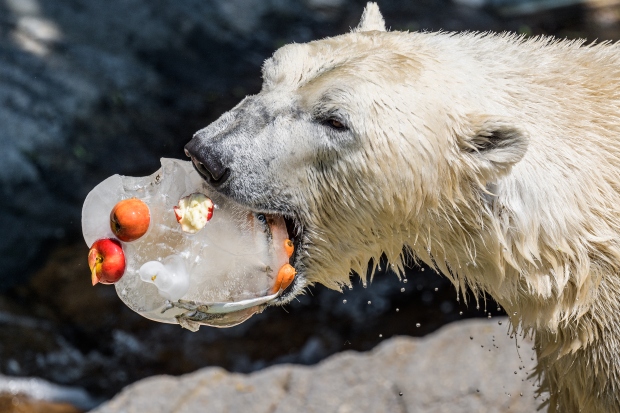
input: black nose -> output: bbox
[184,142,230,187]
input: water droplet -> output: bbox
[487,315,492,319]
[416,323,421,327]
[434,287,438,292]
[395,308,400,312]
[400,287,405,292]
[379,334,383,338]
[368,301,372,305]
[514,371,517,374]
[470,336,473,340]
[343,299,347,304]
[498,321,502,325]
[403,279,408,283]
[399,392,403,396]
[421,268,425,271]
[459,311,463,315]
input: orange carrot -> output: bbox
[284,239,295,258]
[272,264,296,293]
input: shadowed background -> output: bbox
[0,0,618,411]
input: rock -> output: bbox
[0,373,96,411]
[0,394,83,413]
[92,318,544,413]
[452,0,488,8]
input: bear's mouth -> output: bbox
[279,213,304,299]
[257,211,305,304]
[189,155,307,305]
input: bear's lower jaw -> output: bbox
[276,213,306,299]
[260,211,307,305]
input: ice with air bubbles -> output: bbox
[82,158,290,329]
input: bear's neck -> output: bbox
[393,174,619,346]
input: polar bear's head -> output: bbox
[184,2,529,304]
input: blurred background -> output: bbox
[1,0,619,411]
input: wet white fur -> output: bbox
[194,3,620,411]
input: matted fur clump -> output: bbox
[184,3,620,412]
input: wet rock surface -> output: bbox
[92,318,543,413]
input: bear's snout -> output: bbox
[184,139,230,187]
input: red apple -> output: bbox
[88,238,126,285]
[110,198,150,242]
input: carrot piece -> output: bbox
[272,264,296,293]
[284,239,295,258]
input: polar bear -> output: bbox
[184,3,620,412]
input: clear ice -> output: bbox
[82,158,290,329]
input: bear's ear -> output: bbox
[458,115,529,180]
[353,2,386,33]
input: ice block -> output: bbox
[82,158,293,330]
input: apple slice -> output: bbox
[173,193,214,234]
[110,198,150,242]
[88,238,126,285]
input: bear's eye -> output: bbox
[325,118,346,130]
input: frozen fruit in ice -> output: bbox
[88,238,126,285]
[284,239,294,258]
[110,198,150,242]
[271,263,296,293]
[138,255,190,301]
[173,193,214,234]
[82,159,293,328]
